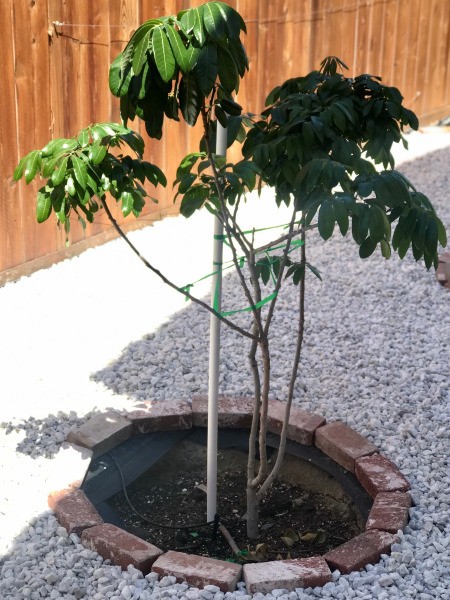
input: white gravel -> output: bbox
[1,128,449,599]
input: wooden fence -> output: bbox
[1,0,450,283]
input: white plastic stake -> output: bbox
[206,121,227,523]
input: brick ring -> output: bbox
[47,397,411,593]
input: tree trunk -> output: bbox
[246,484,259,540]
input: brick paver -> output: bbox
[51,489,103,536]
[123,399,193,434]
[192,395,254,428]
[324,529,397,573]
[82,523,163,574]
[243,556,331,593]
[355,454,410,498]
[66,411,132,457]
[315,421,378,472]
[366,491,411,533]
[152,550,242,591]
[267,400,326,445]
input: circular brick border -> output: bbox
[47,396,411,593]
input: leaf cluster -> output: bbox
[242,58,446,268]
[173,152,259,218]
[13,123,166,232]
[109,2,248,139]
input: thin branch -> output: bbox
[254,222,318,255]
[257,222,307,499]
[100,197,257,341]
[263,207,298,337]
[247,323,261,486]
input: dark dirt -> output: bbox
[107,443,363,564]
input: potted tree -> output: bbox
[14,2,446,546]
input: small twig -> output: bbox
[219,523,241,556]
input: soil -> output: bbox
[108,441,363,564]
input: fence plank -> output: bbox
[1,0,450,281]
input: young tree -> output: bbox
[14,3,446,542]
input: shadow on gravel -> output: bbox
[90,271,255,404]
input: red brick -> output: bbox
[192,395,254,429]
[315,421,378,473]
[267,400,326,446]
[324,530,396,574]
[355,454,410,498]
[51,490,103,536]
[82,523,163,574]
[152,550,242,592]
[243,556,331,593]
[366,492,411,533]
[66,411,132,457]
[436,261,450,288]
[123,399,193,434]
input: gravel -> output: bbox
[1,128,450,599]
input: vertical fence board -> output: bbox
[1,0,450,281]
[0,0,24,269]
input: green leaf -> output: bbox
[357,204,371,244]
[412,211,429,252]
[434,216,447,247]
[71,155,88,190]
[203,2,226,40]
[192,6,206,45]
[196,43,218,96]
[60,139,79,153]
[165,25,188,73]
[333,199,349,235]
[24,150,42,184]
[77,128,90,147]
[180,8,196,33]
[302,121,315,148]
[425,218,438,256]
[121,191,133,217]
[185,46,201,72]
[380,239,391,259]
[180,185,209,217]
[13,156,27,181]
[217,47,238,93]
[215,105,228,128]
[220,97,242,116]
[359,235,377,258]
[293,264,305,285]
[179,75,202,126]
[152,26,176,83]
[216,2,246,37]
[65,176,76,197]
[369,205,387,243]
[228,38,248,76]
[41,156,59,178]
[51,156,69,186]
[143,162,167,187]
[132,29,151,76]
[178,172,197,194]
[36,189,52,223]
[318,199,335,240]
[306,262,322,280]
[41,138,72,157]
[88,142,107,165]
